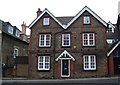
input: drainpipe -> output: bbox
[53,29,66,79]
[106,23,109,76]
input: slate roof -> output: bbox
[56,16,74,25]
[1,20,29,43]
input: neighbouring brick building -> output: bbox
[28,6,108,79]
[0,20,29,77]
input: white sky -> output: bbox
[0,0,120,35]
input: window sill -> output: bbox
[61,46,71,48]
[37,69,50,72]
[83,69,97,71]
[39,46,51,48]
[82,45,96,47]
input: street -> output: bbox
[2,77,120,85]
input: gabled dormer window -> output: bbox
[107,22,115,33]
[8,26,13,34]
[16,30,21,37]
[83,16,90,24]
[43,18,49,25]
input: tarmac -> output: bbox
[1,76,120,83]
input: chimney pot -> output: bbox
[36,8,42,17]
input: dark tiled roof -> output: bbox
[1,20,29,44]
[56,16,74,25]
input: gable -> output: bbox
[65,6,107,29]
[29,8,64,29]
[56,50,75,61]
[29,6,107,29]
[67,11,106,28]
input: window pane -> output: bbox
[40,35,44,46]
[43,18,49,25]
[39,56,43,62]
[39,34,51,47]
[38,56,44,69]
[89,34,94,45]
[45,63,49,69]
[39,63,43,68]
[83,34,88,46]
[38,56,50,70]
[84,56,89,69]
[46,35,50,46]
[84,55,96,70]
[45,56,49,62]
[8,26,14,34]
[84,16,90,24]
[90,56,95,69]
[62,34,70,46]
[83,33,95,46]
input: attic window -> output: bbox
[16,30,21,37]
[83,16,90,24]
[43,18,49,25]
[8,26,13,34]
[107,27,114,33]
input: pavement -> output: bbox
[1,76,120,83]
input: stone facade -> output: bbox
[29,6,108,79]
[1,20,29,77]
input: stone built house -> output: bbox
[0,20,29,77]
[28,6,108,79]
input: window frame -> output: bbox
[39,34,51,47]
[107,39,115,44]
[83,55,96,70]
[16,30,21,37]
[83,16,91,25]
[13,48,18,58]
[62,34,70,47]
[43,18,50,26]
[82,33,95,46]
[8,26,14,34]
[38,56,50,70]
[107,27,114,33]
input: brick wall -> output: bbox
[29,11,107,79]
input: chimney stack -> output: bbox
[36,8,42,17]
[21,21,27,41]
[118,1,120,15]
[21,21,26,35]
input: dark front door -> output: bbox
[62,60,69,77]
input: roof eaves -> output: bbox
[107,41,120,56]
